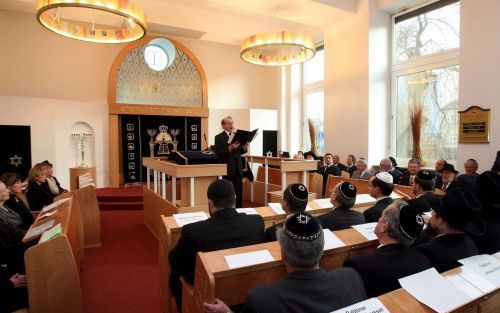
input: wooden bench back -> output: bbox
[255,166,282,185]
[23,197,84,313]
[74,185,102,247]
[187,228,378,313]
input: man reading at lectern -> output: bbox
[214,116,248,208]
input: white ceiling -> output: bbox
[0,0,419,45]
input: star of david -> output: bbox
[298,185,306,191]
[266,151,273,157]
[9,155,23,167]
[297,213,310,224]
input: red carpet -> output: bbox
[96,186,143,210]
[81,210,160,313]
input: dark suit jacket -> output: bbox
[333,163,347,173]
[344,244,431,297]
[169,208,265,283]
[214,131,247,177]
[399,173,415,186]
[318,165,340,197]
[389,169,403,184]
[435,174,443,189]
[442,180,458,193]
[469,212,500,255]
[413,233,478,273]
[346,165,357,177]
[406,193,435,214]
[264,222,283,242]
[363,197,394,223]
[317,207,365,231]
[26,182,55,211]
[4,195,34,230]
[241,268,366,313]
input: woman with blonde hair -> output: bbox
[0,172,34,229]
[26,163,55,211]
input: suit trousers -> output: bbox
[224,175,243,208]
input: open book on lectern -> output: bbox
[227,129,259,146]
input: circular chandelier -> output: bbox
[240,31,316,66]
[36,0,147,44]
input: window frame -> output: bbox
[390,0,460,166]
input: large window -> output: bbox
[392,0,460,164]
[303,48,324,155]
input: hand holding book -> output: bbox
[227,129,259,146]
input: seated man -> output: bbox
[344,200,431,297]
[469,171,500,254]
[351,158,372,181]
[331,154,347,173]
[317,182,365,231]
[169,179,265,311]
[413,188,482,273]
[379,157,403,184]
[318,153,340,197]
[399,158,420,186]
[363,172,394,223]
[406,170,437,213]
[265,183,308,242]
[464,158,479,175]
[434,159,447,189]
[203,212,367,313]
[441,163,458,192]
[346,154,357,177]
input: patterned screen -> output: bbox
[116,45,202,107]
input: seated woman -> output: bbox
[41,160,67,196]
[26,163,55,211]
[0,172,34,229]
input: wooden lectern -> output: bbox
[142,157,226,238]
[245,156,318,205]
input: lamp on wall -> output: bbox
[240,31,316,66]
[36,0,146,44]
[144,38,176,71]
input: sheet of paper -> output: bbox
[40,197,71,213]
[268,203,286,215]
[330,297,390,313]
[398,268,472,313]
[457,266,497,293]
[323,229,346,250]
[225,250,275,269]
[390,191,403,199]
[354,194,375,205]
[445,271,484,299]
[458,254,500,287]
[423,211,432,218]
[25,219,56,240]
[313,198,333,209]
[173,212,208,227]
[39,223,62,243]
[305,205,313,211]
[351,222,378,240]
[39,209,58,218]
[236,208,259,215]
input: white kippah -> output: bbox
[376,172,393,184]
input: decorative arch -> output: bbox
[108,36,209,186]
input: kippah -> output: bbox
[287,184,309,203]
[207,179,235,200]
[399,202,424,240]
[376,172,393,184]
[416,170,435,182]
[284,212,321,241]
[339,182,356,200]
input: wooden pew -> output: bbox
[325,175,415,201]
[158,206,288,313]
[378,266,500,313]
[23,197,84,313]
[185,228,378,313]
[74,185,102,248]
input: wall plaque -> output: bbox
[458,106,490,143]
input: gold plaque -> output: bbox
[459,106,490,143]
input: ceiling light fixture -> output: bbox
[240,31,316,66]
[36,0,147,44]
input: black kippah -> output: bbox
[339,182,356,200]
[206,179,234,200]
[399,202,424,240]
[284,212,321,241]
[287,184,308,203]
[416,170,435,182]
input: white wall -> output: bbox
[458,0,500,173]
[0,9,278,187]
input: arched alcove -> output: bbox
[69,121,95,168]
[107,36,208,186]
